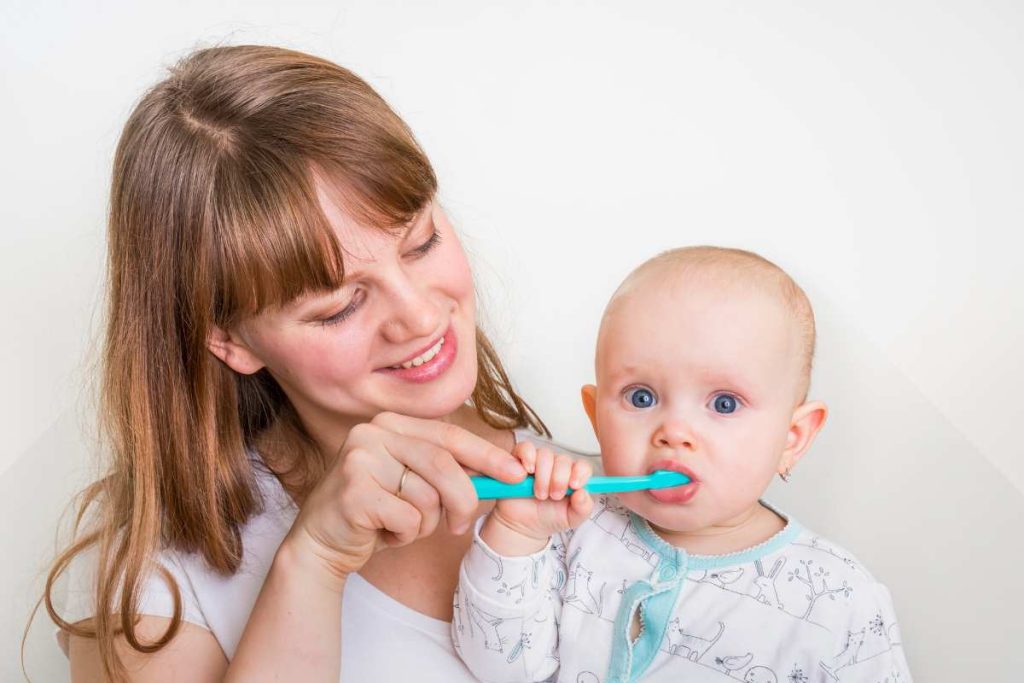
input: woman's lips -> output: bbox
[376,325,457,384]
[646,459,700,504]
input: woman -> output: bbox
[44,44,577,682]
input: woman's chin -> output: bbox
[375,366,478,420]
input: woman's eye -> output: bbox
[710,393,740,414]
[624,386,657,409]
[319,289,365,327]
[407,230,441,258]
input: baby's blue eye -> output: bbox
[625,387,657,409]
[711,394,739,414]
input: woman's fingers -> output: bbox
[319,416,593,580]
[360,484,423,548]
[391,437,479,533]
[350,424,481,534]
[295,416,526,580]
[336,450,420,537]
[371,412,526,482]
[387,468,442,540]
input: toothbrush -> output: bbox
[471,470,691,500]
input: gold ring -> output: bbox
[396,465,411,499]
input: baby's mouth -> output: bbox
[647,459,699,483]
[646,459,701,504]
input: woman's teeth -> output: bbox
[391,337,444,369]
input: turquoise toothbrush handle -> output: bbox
[472,476,536,500]
[471,470,690,500]
[585,473,687,494]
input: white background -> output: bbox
[3,1,1022,681]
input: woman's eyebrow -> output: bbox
[286,206,434,314]
[343,215,428,276]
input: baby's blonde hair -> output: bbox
[607,245,817,402]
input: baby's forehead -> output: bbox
[596,263,810,390]
[601,264,787,328]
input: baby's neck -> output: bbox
[648,502,787,556]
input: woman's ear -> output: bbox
[581,384,599,434]
[206,324,266,375]
[778,400,828,475]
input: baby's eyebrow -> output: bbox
[621,366,751,390]
[697,368,750,387]
[605,364,641,383]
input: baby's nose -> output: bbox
[652,419,696,449]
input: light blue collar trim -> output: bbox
[628,499,803,572]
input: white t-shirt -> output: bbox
[56,428,591,682]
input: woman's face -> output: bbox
[223,182,478,436]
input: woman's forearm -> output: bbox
[225,536,346,682]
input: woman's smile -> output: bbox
[376,324,458,383]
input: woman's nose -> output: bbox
[652,418,696,450]
[380,268,443,343]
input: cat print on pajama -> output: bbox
[452,496,912,683]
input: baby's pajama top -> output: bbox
[452,496,912,683]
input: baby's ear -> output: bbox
[580,385,599,434]
[779,400,828,474]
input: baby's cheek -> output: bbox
[600,456,627,476]
[717,458,774,497]
[599,443,645,477]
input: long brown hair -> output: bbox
[35,44,548,682]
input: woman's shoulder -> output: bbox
[56,531,218,655]
[57,453,296,657]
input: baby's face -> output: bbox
[589,275,804,534]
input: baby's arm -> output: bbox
[452,444,592,682]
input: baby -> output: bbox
[452,246,912,682]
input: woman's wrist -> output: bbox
[480,510,551,557]
[275,530,351,595]
[228,530,345,682]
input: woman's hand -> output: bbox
[480,441,594,556]
[282,411,529,587]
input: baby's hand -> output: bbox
[480,441,594,556]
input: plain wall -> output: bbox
[3,1,1022,681]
